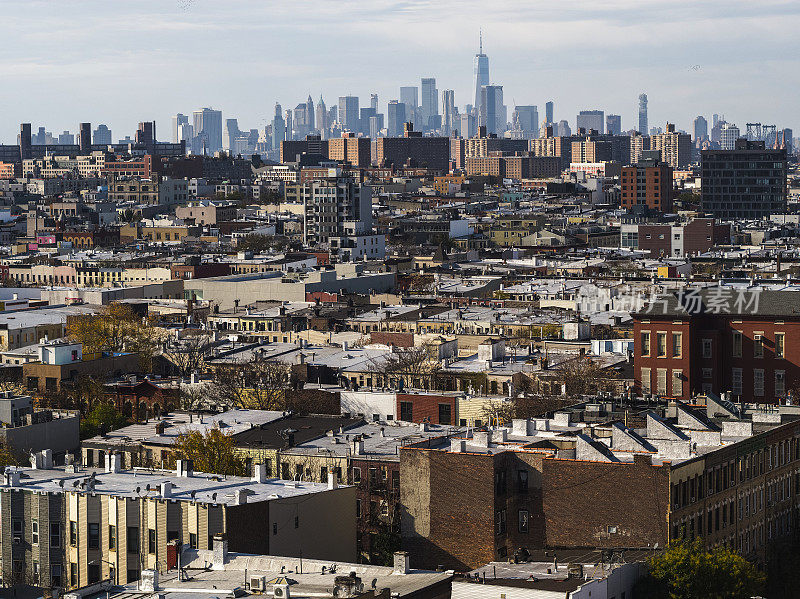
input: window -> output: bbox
[51,565,62,588]
[127,526,139,554]
[702,368,712,379]
[518,510,530,533]
[88,563,101,584]
[32,519,39,546]
[70,563,78,587]
[352,467,361,484]
[732,368,743,396]
[109,525,116,549]
[754,369,765,397]
[754,335,764,358]
[70,521,77,546]
[517,469,529,492]
[673,370,683,397]
[495,470,507,495]
[356,499,362,518]
[88,523,99,549]
[672,333,682,357]
[50,522,61,548]
[776,333,785,358]
[495,509,507,535]
[438,403,451,425]
[641,367,651,394]
[702,339,712,359]
[641,331,651,357]
[657,333,667,357]
[776,371,786,397]
[657,368,668,395]
[400,401,413,422]
[272,522,278,535]
[189,532,198,549]
[148,529,156,554]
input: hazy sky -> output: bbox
[2,0,798,142]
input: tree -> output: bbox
[80,400,128,439]
[552,355,618,398]
[0,440,16,470]
[210,356,291,409]
[369,343,442,391]
[173,427,247,477]
[45,375,108,416]
[67,303,164,370]
[165,331,212,378]
[635,540,765,599]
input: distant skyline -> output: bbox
[1,0,798,142]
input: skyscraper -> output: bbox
[370,94,378,112]
[316,96,328,137]
[172,114,188,143]
[223,119,241,153]
[473,32,490,119]
[721,123,740,150]
[400,86,418,129]
[93,124,112,146]
[693,116,708,142]
[421,78,438,130]
[339,96,360,132]
[19,123,31,161]
[285,109,293,141]
[545,101,554,125]
[387,101,406,138]
[78,123,92,154]
[193,107,223,153]
[271,103,285,150]
[460,113,476,139]
[442,90,455,136]
[480,85,502,135]
[606,115,622,136]
[576,110,604,133]
[512,106,538,138]
[307,95,315,132]
[638,93,648,135]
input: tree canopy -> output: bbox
[635,540,765,599]
[172,426,247,477]
[80,401,128,439]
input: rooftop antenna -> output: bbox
[479,29,483,54]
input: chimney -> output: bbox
[176,459,193,477]
[233,489,248,505]
[474,430,493,448]
[450,439,466,453]
[328,471,338,490]
[419,422,429,432]
[252,462,268,483]
[160,481,172,498]
[211,534,229,570]
[393,551,410,575]
[352,437,365,456]
[140,569,159,592]
[4,468,20,487]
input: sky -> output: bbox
[1,0,799,142]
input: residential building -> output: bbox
[620,151,673,212]
[651,123,692,168]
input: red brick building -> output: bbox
[633,290,800,402]
[397,392,457,426]
[620,158,673,212]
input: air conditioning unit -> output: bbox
[273,583,290,599]
[250,576,266,592]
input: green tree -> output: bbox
[0,440,16,470]
[173,427,247,477]
[635,540,765,599]
[80,401,128,439]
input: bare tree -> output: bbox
[369,343,442,390]
[553,356,618,398]
[165,331,213,378]
[209,356,291,409]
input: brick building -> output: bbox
[633,290,800,402]
[620,154,673,212]
[620,218,730,258]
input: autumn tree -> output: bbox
[173,427,247,477]
[67,303,164,370]
[0,440,16,470]
[209,356,291,409]
[635,540,765,599]
[552,355,618,398]
[369,343,442,391]
[45,375,108,415]
[164,330,213,378]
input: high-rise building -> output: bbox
[19,123,31,161]
[702,140,787,218]
[421,78,438,130]
[776,128,793,153]
[338,96,360,132]
[545,101,554,125]
[285,109,294,141]
[92,124,112,146]
[638,93,648,135]
[512,106,538,138]
[387,101,407,138]
[307,95,315,132]
[294,103,311,139]
[223,118,241,153]
[316,96,328,138]
[480,85,503,135]
[442,90,455,136]
[296,177,373,245]
[172,114,189,143]
[135,121,155,146]
[272,103,285,151]
[193,107,223,153]
[621,151,673,212]
[57,131,74,145]
[576,110,604,134]
[370,93,378,112]
[606,115,622,136]
[556,120,571,137]
[459,113,476,139]
[400,87,418,129]
[721,123,740,150]
[359,107,376,136]
[712,114,720,129]
[651,123,692,168]
[78,122,92,154]
[473,32,490,119]
[693,116,708,142]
